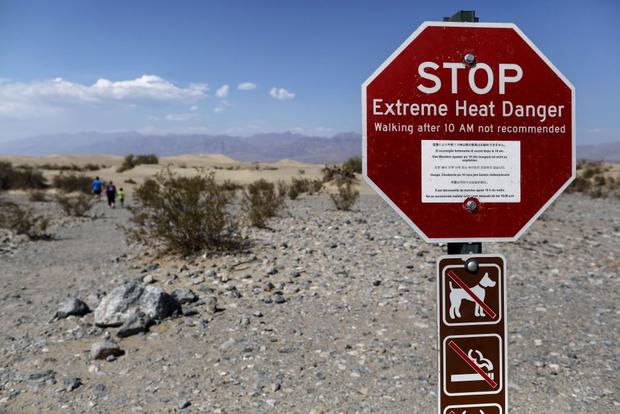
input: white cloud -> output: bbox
[270,87,295,101]
[189,105,199,111]
[0,75,208,118]
[165,112,197,122]
[213,100,231,113]
[237,82,257,91]
[215,84,229,98]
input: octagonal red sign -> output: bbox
[362,22,575,242]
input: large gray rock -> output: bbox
[55,298,90,319]
[94,281,181,327]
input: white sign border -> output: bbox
[361,21,576,243]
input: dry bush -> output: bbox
[342,156,362,174]
[567,160,619,198]
[127,169,240,255]
[277,180,289,199]
[53,173,92,194]
[0,201,50,239]
[241,179,285,228]
[38,163,100,172]
[55,193,95,216]
[124,178,137,184]
[287,177,308,200]
[321,158,359,186]
[27,190,48,202]
[220,179,244,193]
[330,182,359,211]
[117,154,159,173]
[0,162,47,190]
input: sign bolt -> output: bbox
[465,258,479,273]
[464,53,476,65]
[465,198,478,213]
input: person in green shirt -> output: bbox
[118,187,125,208]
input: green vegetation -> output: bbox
[0,201,50,240]
[330,182,359,211]
[55,193,95,217]
[38,163,101,172]
[241,179,285,228]
[127,169,240,255]
[0,162,47,190]
[321,156,361,185]
[566,160,620,199]
[53,173,93,194]
[117,154,159,173]
[287,177,323,200]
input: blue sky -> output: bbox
[0,0,618,144]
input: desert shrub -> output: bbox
[117,154,159,173]
[53,173,92,194]
[288,177,309,200]
[55,193,95,217]
[0,201,50,239]
[241,179,285,228]
[322,164,357,186]
[220,179,244,193]
[308,179,323,195]
[342,156,362,175]
[277,180,289,198]
[567,160,619,198]
[124,178,137,184]
[127,169,240,255]
[27,190,48,202]
[0,162,47,190]
[38,163,100,172]
[330,182,359,211]
[298,169,305,175]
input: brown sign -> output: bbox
[437,255,507,413]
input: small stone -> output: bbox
[171,288,199,305]
[205,296,218,314]
[55,298,90,318]
[271,383,281,392]
[178,399,191,410]
[534,339,543,347]
[117,311,153,338]
[64,377,82,391]
[219,338,236,351]
[273,294,286,304]
[253,311,263,318]
[372,279,382,287]
[94,383,106,393]
[142,274,155,284]
[91,339,124,360]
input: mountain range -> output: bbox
[0,131,362,164]
[0,131,618,164]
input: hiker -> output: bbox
[92,176,103,198]
[105,181,117,208]
[118,187,125,208]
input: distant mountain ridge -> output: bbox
[0,131,618,164]
[0,131,362,164]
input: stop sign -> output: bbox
[362,22,575,242]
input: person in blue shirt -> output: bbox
[92,176,103,198]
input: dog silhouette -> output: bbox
[449,273,496,319]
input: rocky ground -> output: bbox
[0,192,618,413]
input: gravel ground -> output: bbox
[0,193,618,413]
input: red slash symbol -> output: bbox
[447,270,497,319]
[448,340,498,389]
